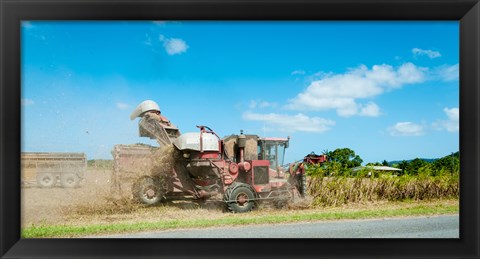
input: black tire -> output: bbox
[36,172,56,188]
[60,173,79,188]
[224,184,256,213]
[133,176,163,205]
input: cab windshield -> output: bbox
[258,141,287,169]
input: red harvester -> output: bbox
[127,100,326,213]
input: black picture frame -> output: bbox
[1,0,479,258]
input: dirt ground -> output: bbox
[21,167,310,228]
[21,168,231,228]
[21,168,113,227]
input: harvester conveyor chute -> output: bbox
[139,116,178,147]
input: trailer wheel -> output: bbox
[133,176,163,205]
[37,172,56,188]
[61,173,79,188]
[224,184,255,213]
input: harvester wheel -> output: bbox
[224,184,255,213]
[60,173,79,188]
[36,172,56,188]
[133,176,163,205]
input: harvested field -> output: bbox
[21,168,113,227]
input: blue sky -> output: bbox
[21,21,459,164]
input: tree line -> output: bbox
[307,148,459,177]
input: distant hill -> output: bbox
[388,158,436,165]
[388,151,459,166]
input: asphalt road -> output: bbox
[97,214,459,238]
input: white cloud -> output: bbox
[22,98,34,106]
[286,63,426,117]
[291,70,306,75]
[159,34,189,55]
[359,102,380,117]
[397,62,426,83]
[116,102,130,110]
[144,33,153,46]
[388,122,425,136]
[22,21,34,29]
[433,107,459,132]
[259,101,277,108]
[249,100,277,109]
[434,64,459,82]
[242,111,335,133]
[444,107,459,121]
[412,48,442,59]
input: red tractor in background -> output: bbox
[127,100,326,213]
[287,152,328,197]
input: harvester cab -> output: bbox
[257,137,289,171]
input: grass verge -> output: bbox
[22,199,458,238]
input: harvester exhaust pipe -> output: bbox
[236,130,251,171]
[238,130,246,163]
